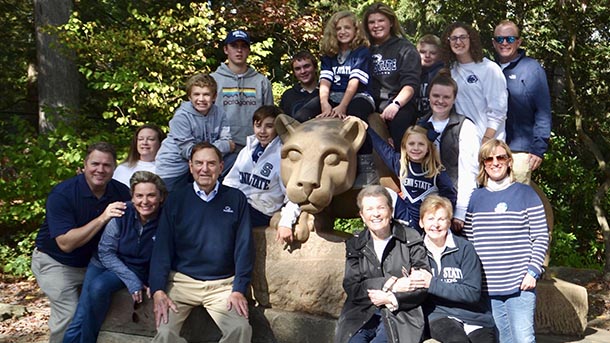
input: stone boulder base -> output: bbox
[535,277,588,336]
[99,229,590,342]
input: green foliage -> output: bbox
[1,0,610,276]
[0,231,37,277]
[0,113,130,276]
[0,0,35,111]
[334,218,365,235]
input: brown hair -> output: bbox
[362,2,406,42]
[429,68,458,97]
[86,142,117,166]
[190,141,222,162]
[185,73,217,97]
[441,22,484,66]
[253,105,283,124]
[418,34,441,48]
[124,124,165,167]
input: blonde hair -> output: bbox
[399,125,443,181]
[320,10,369,56]
[419,194,453,221]
[476,139,514,186]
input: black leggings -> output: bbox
[429,317,497,343]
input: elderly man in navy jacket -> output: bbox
[149,142,254,343]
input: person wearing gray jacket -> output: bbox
[155,73,234,191]
[211,29,274,152]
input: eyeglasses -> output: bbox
[483,154,510,165]
[494,36,518,44]
[448,35,469,42]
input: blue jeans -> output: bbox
[63,262,126,343]
[489,290,536,343]
[349,313,388,343]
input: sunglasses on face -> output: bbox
[494,36,518,44]
[483,154,510,165]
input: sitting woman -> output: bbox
[113,124,165,187]
[63,171,167,343]
[335,185,430,343]
[415,195,496,342]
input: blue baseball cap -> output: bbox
[225,30,251,45]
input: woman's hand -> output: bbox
[381,102,400,121]
[367,289,392,306]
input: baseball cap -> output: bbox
[225,30,251,45]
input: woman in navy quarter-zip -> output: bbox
[63,171,167,343]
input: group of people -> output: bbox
[31,2,552,343]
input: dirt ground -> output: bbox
[0,269,608,343]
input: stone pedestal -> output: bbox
[535,277,588,336]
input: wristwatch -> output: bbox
[392,100,401,108]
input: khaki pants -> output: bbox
[152,272,252,343]
[511,152,532,184]
[31,248,86,343]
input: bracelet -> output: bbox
[392,100,401,108]
[483,135,493,139]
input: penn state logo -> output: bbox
[494,202,508,213]
[467,74,479,83]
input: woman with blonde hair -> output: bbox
[464,139,549,343]
[295,10,374,123]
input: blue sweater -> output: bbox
[368,128,456,230]
[423,233,495,328]
[496,49,552,157]
[464,182,549,296]
[149,183,254,295]
[95,202,159,293]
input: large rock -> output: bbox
[252,227,346,317]
[535,277,588,336]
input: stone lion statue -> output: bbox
[273,114,396,243]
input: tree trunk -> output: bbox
[559,3,610,277]
[34,0,79,133]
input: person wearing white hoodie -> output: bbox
[211,29,274,155]
[155,73,234,192]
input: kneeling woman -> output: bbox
[335,185,430,343]
[63,171,167,343]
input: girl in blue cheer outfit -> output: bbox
[353,119,456,233]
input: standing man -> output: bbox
[211,29,274,155]
[149,142,254,343]
[279,50,319,119]
[31,142,130,343]
[493,20,552,184]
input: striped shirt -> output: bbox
[464,182,548,296]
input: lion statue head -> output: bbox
[275,115,366,214]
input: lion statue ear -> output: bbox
[340,116,367,153]
[275,114,299,142]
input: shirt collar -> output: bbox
[193,181,220,202]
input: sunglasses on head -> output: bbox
[494,36,518,44]
[483,154,510,165]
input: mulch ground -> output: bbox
[0,270,608,342]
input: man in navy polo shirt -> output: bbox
[31,142,130,343]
